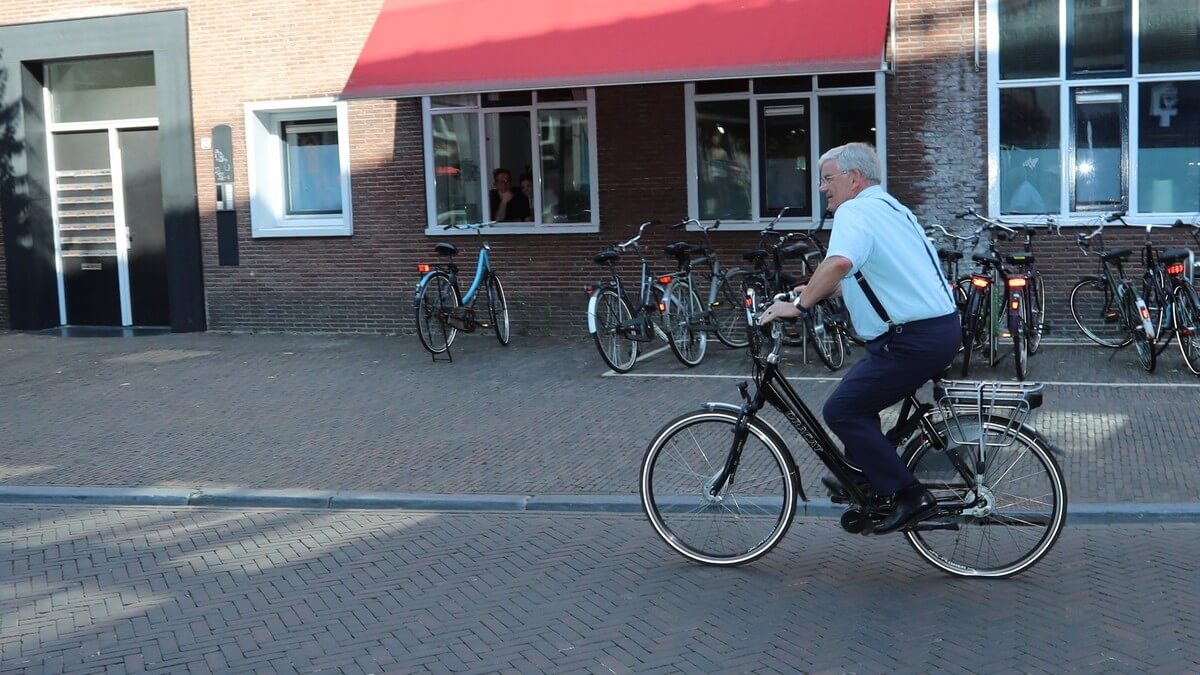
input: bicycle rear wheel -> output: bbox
[1123,287,1156,372]
[486,275,511,346]
[1012,327,1028,381]
[1174,285,1200,375]
[808,300,846,371]
[415,272,460,354]
[641,410,797,566]
[663,280,708,367]
[902,419,1067,578]
[591,288,638,373]
[1069,278,1132,348]
[1027,271,1045,355]
[712,271,750,348]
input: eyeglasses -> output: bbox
[819,170,850,187]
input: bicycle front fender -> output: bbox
[698,402,806,502]
[586,288,603,334]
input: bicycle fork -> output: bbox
[1119,283,1157,339]
[704,383,758,501]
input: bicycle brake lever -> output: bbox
[737,381,751,405]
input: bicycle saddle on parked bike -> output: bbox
[434,243,458,256]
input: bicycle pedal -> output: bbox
[1103,311,1120,324]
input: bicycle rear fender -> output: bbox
[414,269,445,297]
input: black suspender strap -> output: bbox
[854,271,895,328]
[870,195,957,306]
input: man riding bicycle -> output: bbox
[759,142,960,534]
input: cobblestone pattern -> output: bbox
[1,332,1197,502]
[0,505,1197,673]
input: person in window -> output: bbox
[488,168,530,222]
[519,174,536,222]
[758,142,959,535]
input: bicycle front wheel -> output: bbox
[1012,326,1028,381]
[712,271,750,348]
[663,280,708,367]
[415,272,460,354]
[1070,278,1132,348]
[486,275,511,346]
[1174,285,1200,375]
[902,419,1067,578]
[1027,271,1045,355]
[641,410,797,566]
[1123,286,1156,372]
[591,288,638,373]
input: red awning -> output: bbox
[340,0,891,100]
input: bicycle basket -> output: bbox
[934,379,1043,448]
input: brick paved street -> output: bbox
[1,331,1198,503]
[0,505,1197,673]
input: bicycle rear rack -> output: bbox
[934,379,1043,448]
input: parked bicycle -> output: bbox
[659,219,750,366]
[1118,215,1200,374]
[585,220,677,372]
[740,208,813,349]
[924,222,982,310]
[956,210,1050,381]
[640,297,1067,578]
[414,222,511,360]
[1068,213,1159,372]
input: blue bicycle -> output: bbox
[414,222,510,359]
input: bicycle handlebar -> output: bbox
[614,220,662,251]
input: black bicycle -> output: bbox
[640,298,1067,578]
[660,218,750,363]
[1121,216,1200,375]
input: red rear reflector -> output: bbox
[1140,307,1151,320]
[971,276,990,288]
[658,275,673,285]
[584,284,596,294]
[1011,300,1020,310]
[658,302,667,312]
[1007,277,1027,288]
[417,264,432,273]
[744,296,754,308]
[1168,263,1185,276]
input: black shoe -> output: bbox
[872,485,937,535]
[821,476,872,504]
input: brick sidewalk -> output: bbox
[1,330,1198,503]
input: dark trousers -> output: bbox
[822,313,961,495]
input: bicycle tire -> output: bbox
[663,280,708,367]
[1173,284,1200,375]
[808,301,846,371]
[712,271,750,349]
[641,409,797,566]
[1069,278,1133,348]
[959,290,984,377]
[902,418,1067,578]
[486,275,511,346]
[1123,286,1156,372]
[1143,271,1172,356]
[590,288,638,373]
[1012,326,1027,381]
[1027,271,1045,355]
[415,272,460,354]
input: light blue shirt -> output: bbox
[825,185,956,340]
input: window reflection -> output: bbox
[1000,87,1061,214]
[1072,88,1126,211]
[282,121,341,215]
[696,101,752,220]
[1139,81,1200,213]
[539,109,591,223]
[432,113,482,226]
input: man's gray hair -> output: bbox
[819,142,881,184]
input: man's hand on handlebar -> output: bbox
[757,293,809,326]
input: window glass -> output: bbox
[539,109,591,223]
[818,94,876,216]
[1138,80,1200,213]
[816,73,875,89]
[282,121,342,215]
[998,0,1059,79]
[1000,87,1061,214]
[754,76,812,94]
[1140,0,1200,74]
[485,111,532,222]
[696,100,752,220]
[1071,87,1126,211]
[1070,0,1129,76]
[482,91,532,107]
[49,54,157,123]
[430,94,477,108]
[537,88,586,103]
[760,103,810,216]
[432,113,483,226]
[695,79,749,95]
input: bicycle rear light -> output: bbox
[658,301,667,312]
[744,295,754,308]
[1140,306,1152,321]
[584,284,596,294]
[971,275,990,288]
[1167,262,1186,276]
[1011,300,1020,310]
[417,263,432,273]
[658,275,673,285]
[1007,277,1027,288]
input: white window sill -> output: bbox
[425,223,599,236]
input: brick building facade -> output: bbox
[1,1,1196,336]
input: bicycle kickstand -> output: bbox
[431,344,453,363]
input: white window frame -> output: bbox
[684,73,887,231]
[245,97,353,238]
[987,0,1200,223]
[422,90,600,236]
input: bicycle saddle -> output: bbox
[1100,247,1132,262]
[1006,253,1034,265]
[434,243,458,256]
[593,249,620,265]
[663,242,692,259]
[779,241,809,259]
[1160,248,1190,264]
[972,251,1003,266]
[937,248,963,261]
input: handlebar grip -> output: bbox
[712,219,721,230]
[1076,233,1090,246]
[1174,219,1185,227]
[671,220,686,230]
[1105,212,1125,223]
[956,211,973,219]
[650,219,662,226]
